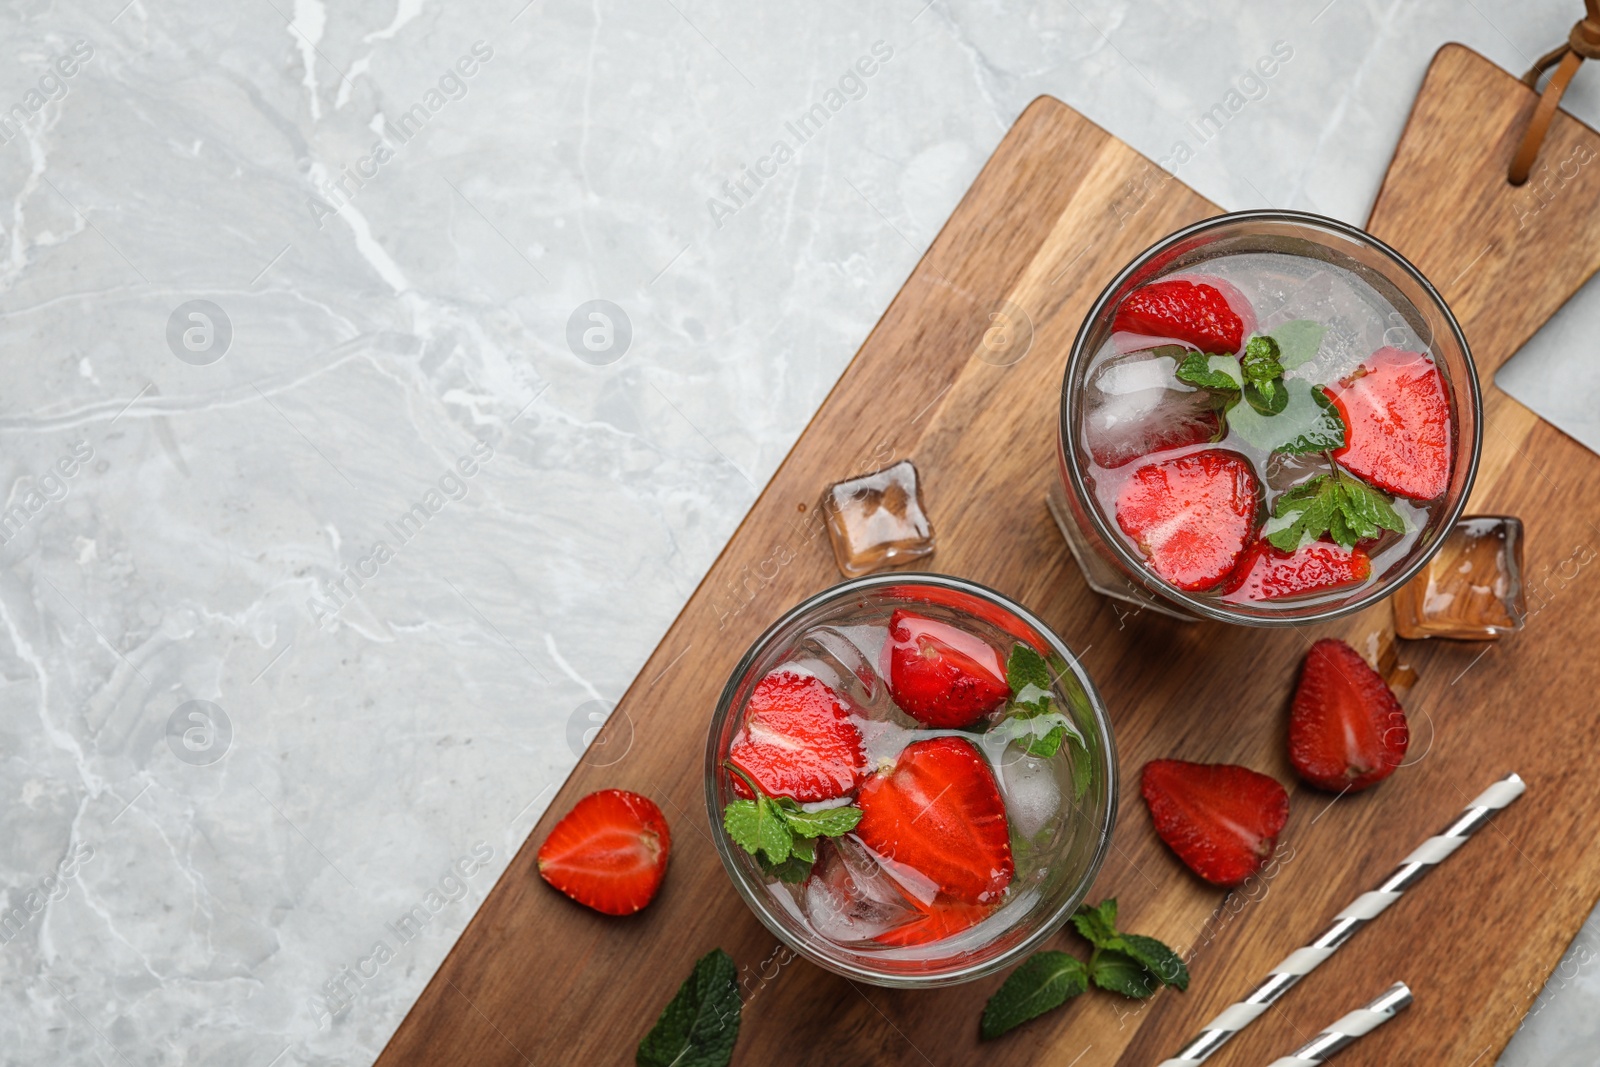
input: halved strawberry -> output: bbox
[537,789,670,916]
[1140,760,1288,887]
[855,737,1013,905]
[873,898,993,947]
[1115,450,1259,592]
[1113,278,1248,354]
[728,670,865,803]
[885,611,1010,728]
[1325,347,1452,501]
[1222,540,1371,603]
[1289,638,1409,792]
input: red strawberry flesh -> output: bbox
[1289,638,1409,792]
[885,610,1010,728]
[1140,760,1288,887]
[1115,450,1259,592]
[728,670,865,803]
[1113,278,1247,354]
[1222,540,1371,603]
[855,737,1014,905]
[1326,347,1452,501]
[873,898,993,947]
[537,788,671,916]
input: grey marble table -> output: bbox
[0,1,1595,1064]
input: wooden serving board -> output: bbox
[378,45,1600,1067]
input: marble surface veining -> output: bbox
[0,1,1595,1064]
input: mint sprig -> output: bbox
[722,765,861,876]
[1262,471,1406,552]
[1175,351,1243,391]
[1226,379,1346,455]
[637,948,741,1067]
[979,898,1186,1039]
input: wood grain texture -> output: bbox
[377,45,1600,1067]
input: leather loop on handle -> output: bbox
[1509,1,1600,185]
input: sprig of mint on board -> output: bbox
[637,948,741,1067]
[1173,320,1345,454]
[989,644,1093,800]
[722,765,861,883]
[980,898,1188,1040]
[1262,468,1407,552]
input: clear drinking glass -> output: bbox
[1055,209,1481,625]
[704,573,1116,987]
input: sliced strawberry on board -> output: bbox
[1112,278,1248,354]
[537,789,671,916]
[1325,347,1452,501]
[873,898,994,947]
[885,610,1010,728]
[728,670,865,803]
[1115,450,1260,592]
[1289,638,1410,792]
[1221,540,1371,603]
[1140,760,1288,887]
[855,737,1014,905]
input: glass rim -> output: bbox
[702,571,1120,987]
[1057,208,1484,627]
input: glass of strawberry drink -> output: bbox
[1057,210,1481,624]
[705,574,1116,986]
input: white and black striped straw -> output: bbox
[1159,772,1525,1065]
[1266,982,1413,1065]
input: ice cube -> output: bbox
[1393,516,1526,640]
[802,836,926,944]
[821,460,935,578]
[1083,347,1221,468]
[793,625,880,706]
[996,742,1065,840]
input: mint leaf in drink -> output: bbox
[1117,934,1190,991]
[1175,351,1244,391]
[1065,732,1093,800]
[1006,643,1052,696]
[722,798,791,864]
[637,948,741,1067]
[1227,378,1347,454]
[1240,334,1284,385]
[1263,472,1406,551]
[1070,899,1119,948]
[1088,950,1159,998]
[1243,377,1288,416]
[1270,319,1325,370]
[1025,724,1066,759]
[756,852,813,883]
[979,951,1089,1039]
[776,802,862,839]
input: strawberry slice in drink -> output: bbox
[1288,638,1409,792]
[1112,277,1251,354]
[727,670,865,803]
[1222,540,1371,603]
[854,737,1013,906]
[1115,449,1260,592]
[1324,347,1452,501]
[884,610,1010,728]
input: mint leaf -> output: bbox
[1175,351,1243,391]
[1071,899,1119,948]
[1065,732,1093,801]
[1243,377,1288,416]
[1025,724,1066,759]
[979,951,1089,1039]
[722,798,792,864]
[1240,335,1284,384]
[1263,473,1405,551]
[1006,643,1052,696]
[777,803,862,839]
[1117,934,1189,991]
[1227,378,1347,454]
[637,948,741,1067]
[1270,319,1325,370]
[1089,950,1159,998]
[756,852,813,883]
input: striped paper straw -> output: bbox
[1159,772,1525,1065]
[1266,982,1413,1065]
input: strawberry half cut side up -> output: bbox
[728,670,866,803]
[1115,450,1260,592]
[1112,278,1248,354]
[537,789,671,916]
[1140,760,1288,887]
[1289,638,1409,792]
[1221,540,1371,603]
[855,737,1014,905]
[885,610,1011,728]
[1325,347,1452,501]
